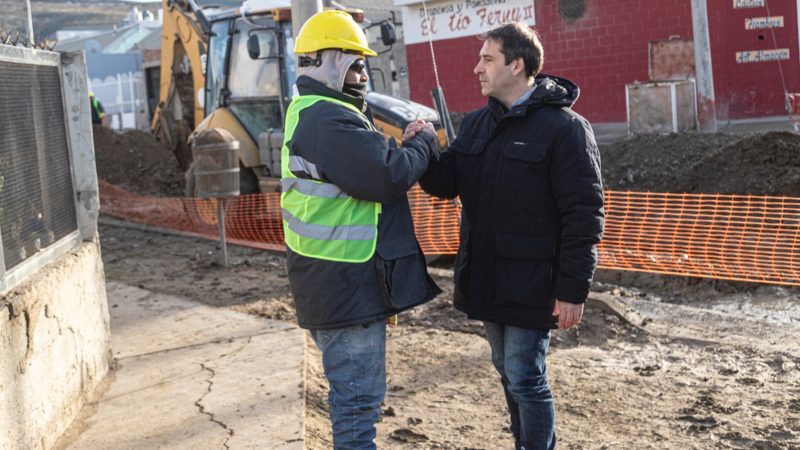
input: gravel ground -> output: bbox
[99,222,800,449]
[92,119,800,448]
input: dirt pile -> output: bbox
[600,131,800,196]
[93,125,185,196]
[94,121,800,199]
[684,132,800,196]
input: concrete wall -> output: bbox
[0,46,107,450]
[404,0,800,122]
[0,243,110,450]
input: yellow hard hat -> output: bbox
[294,10,377,56]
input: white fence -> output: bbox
[89,71,149,130]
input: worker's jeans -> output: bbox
[483,322,556,450]
[310,320,386,450]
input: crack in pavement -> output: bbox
[117,327,295,361]
[218,336,253,360]
[195,363,234,449]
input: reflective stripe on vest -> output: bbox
[288,155,320,179]
[280,94,381,263]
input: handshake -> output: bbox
[402,119,437,143]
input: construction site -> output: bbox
[2,0,800,449]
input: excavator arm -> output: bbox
[151,0,210,171]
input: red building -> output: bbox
[398,0,800,124]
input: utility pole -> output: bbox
[690,0,717,132]
[291,0,323,41]
[25,0,35,45]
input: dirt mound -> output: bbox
[684,131,800,196]
[93,125,185,196]
[600,131,800,196]
[600,132,740,192]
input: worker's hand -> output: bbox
[419,121,437,138]
[402,119,426,142]
[552,300,584,329]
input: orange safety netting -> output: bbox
[599,191,800,285]
[99,181,461,254]
[99,181,800,286]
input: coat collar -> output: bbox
[296,75,367,112]
[486,73,580,121]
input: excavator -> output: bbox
[151,0,446,195]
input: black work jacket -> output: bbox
[285,76,441,329]
[419,75,604,329]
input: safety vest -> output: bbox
[90,96,105,119]
[280,95,381,263]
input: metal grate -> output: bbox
[0,60,77,271]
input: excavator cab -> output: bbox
[191,10,295,193]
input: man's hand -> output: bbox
[402,120,436,142]
[402,119,425,141]
[552,300,584,329]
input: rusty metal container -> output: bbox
[191,131,240,198]
[626,80,697,134]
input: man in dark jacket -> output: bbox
[281,10,440,450]
[414,23,604,449]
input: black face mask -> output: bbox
[343,82,367,98]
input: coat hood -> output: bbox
[488,73,580,119]
[529,74,580,107]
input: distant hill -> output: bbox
[0,0,241,41]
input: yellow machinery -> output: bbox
[151,0,445,194]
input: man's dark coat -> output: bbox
[420,74,604,329]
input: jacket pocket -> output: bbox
[376,242,423,309]
[494,234,554,308]
[502,142,548,163]
[498,142,550,213]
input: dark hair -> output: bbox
[481,23,543,78]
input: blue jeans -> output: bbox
[310,321,386,450]
[484,322,556,450]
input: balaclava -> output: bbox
[297,49,366,99]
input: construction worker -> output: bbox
[280,10,441,449]
[413,23,604,449]
[89,92,106,126]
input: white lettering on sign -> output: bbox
[733,0,765,8]
[745,16,784,29]
[400,0,536,45]
[735,48,790,63]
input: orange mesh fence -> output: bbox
[99,181,800,286]
[98,181,461,254]
[599,191,800,285]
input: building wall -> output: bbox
[709,0,800,120]
[0,244,110,450]
[405,0,800,122]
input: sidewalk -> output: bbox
[55,282,305,450]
